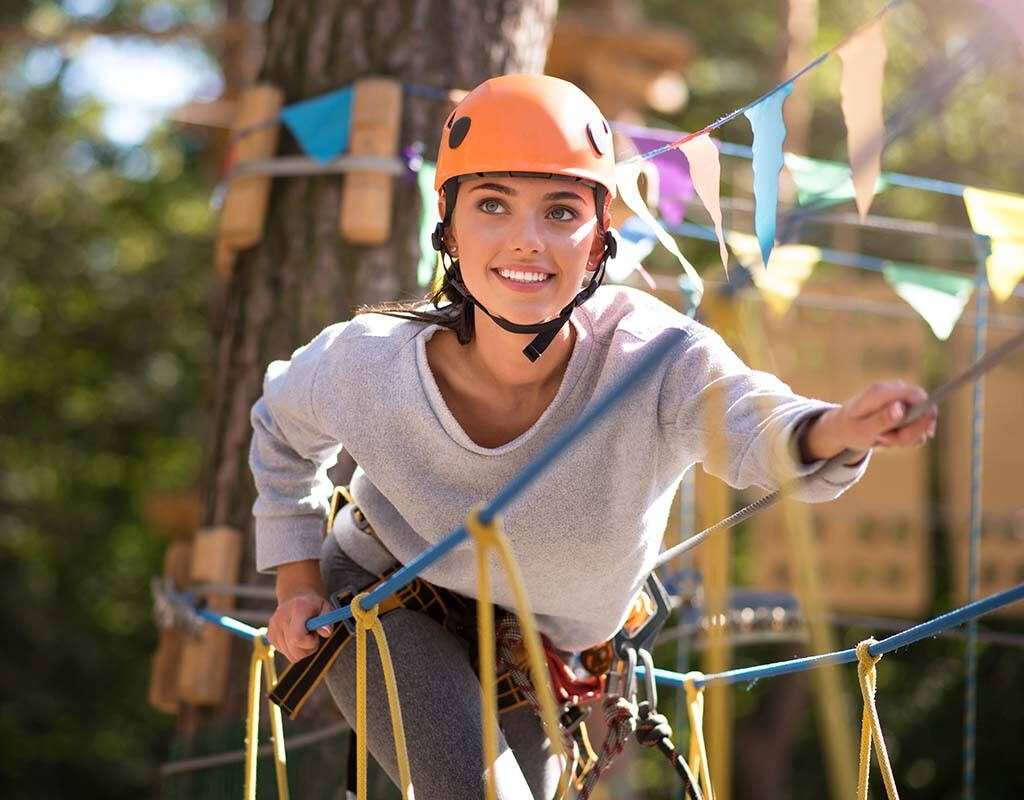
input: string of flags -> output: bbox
[220,0,1023,338]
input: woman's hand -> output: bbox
[801,380,938,464]
[269,559,334,663]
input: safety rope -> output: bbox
[465,504,569,800]
[855,639,900,800]
[683,673,716,800]
[244,628,289,800]
[635,701,703,800]
[494,617,592,795]
[349,591,413,800]
[576,695,639,798]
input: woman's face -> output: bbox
[446,176,605,325]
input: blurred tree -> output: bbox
[0,29,213,800]
[175,0,558,793]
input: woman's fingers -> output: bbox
[269,594,329,662]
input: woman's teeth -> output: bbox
[496,269,552,283]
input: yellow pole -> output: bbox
[699,288,736,800]
[738,294,857,799]
[244,636,264,800]
[260,640,290,800]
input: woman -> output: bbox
[250,75,936,799]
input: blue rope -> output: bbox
[639,582,1024,689]
[963,243,990,800]
[305,328,688,631]
[618,0,907,166]
[666,220,1024,303]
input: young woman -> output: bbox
[250,75,936,799]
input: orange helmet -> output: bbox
[429,74,619,363]
[434,74,617,215]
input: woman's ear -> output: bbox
[586,229,606,271]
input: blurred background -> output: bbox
[1,0,1022,797]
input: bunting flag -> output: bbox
[416,161,439,288]
[629,135,695,226]
[679,134,729,275]
[980,0,1024,45]
[784,153,890,208]
[727,231,819,316]
[882,262,974,340]
[279,87,355,163]
[837,18,888,219]
[963,186,1024,302]
[617,162,704,301]
[744,82,794,267]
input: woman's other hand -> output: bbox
[269,559,334,663]
[801,379,938,464]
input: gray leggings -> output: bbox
[319,533,564,800]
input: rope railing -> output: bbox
[639,582,1024,690]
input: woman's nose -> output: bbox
[507,214,545,254]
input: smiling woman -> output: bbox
[249,73,934,800]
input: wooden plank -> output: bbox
[147,539,194,713]
[177,526,245,705]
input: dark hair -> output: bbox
[354,259,476,345]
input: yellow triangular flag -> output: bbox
[963,186,1024,302]
[727,231,819,316]
[616,162,704,302]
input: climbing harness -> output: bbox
[576,573,707,800]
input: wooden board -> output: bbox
[177,526,244,705]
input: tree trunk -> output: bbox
[178,0,557,771]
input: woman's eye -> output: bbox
[479,198,505,214]
[548,206,577,222]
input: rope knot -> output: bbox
[635,701,673,748]
[465,503,502,550]
[856,638,881,669]
[682,671,705,702]
[349,591,380,629]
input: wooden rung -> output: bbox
[177,526,244,706]
[339,76,403,245]
[147,539,194,713]
[218,83,284,253]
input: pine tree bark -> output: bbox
[177,0,557,763]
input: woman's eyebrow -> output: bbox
[469,182,515,195]
[542,190,586,202]
[467,183,586,203]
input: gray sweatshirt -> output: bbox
[249,285,869,650]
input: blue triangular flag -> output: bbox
[744,82,794,266]
[280,86,355,163]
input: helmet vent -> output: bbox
[448,117,472,149]
[586,120,610,157]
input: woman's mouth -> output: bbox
[493,268,554,292]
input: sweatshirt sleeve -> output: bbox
[658,328,870,502]
[249,324,347,573]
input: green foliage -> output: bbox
[0,29,212,797]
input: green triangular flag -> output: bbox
[416,161,439,288]
[882,262,975,340]
[784,153,889,208]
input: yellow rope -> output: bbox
[465,504,569,800]
[855,639,900,800]
[244,629,289,800]
[350,592,413,799]
[683,672,715,800]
